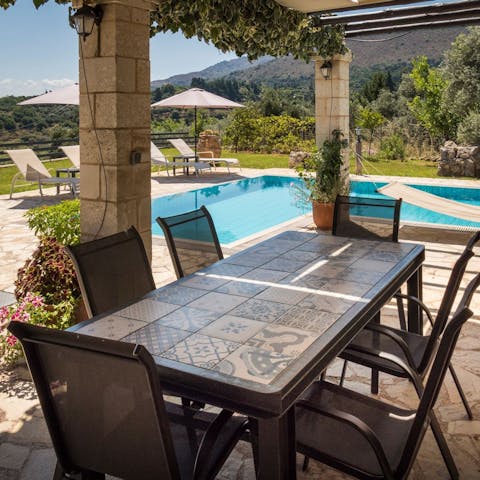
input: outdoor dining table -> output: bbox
[70,230,425,479]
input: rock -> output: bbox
[288,151,311,169]
[437,141,480,178]
[464,159,475,177]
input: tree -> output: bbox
[357,107,385,155]
[408,56,457,144]
[6,0,346,62]
[443,27,480,118]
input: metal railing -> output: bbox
[0,131,194,167]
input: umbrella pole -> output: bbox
[194,105,197,158]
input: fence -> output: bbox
[0,131,194,167]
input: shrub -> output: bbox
[0,293,76,366]
[457,112,480,145]
[380,134,406,160]
[25,199,80,246]
[15,237,81,305]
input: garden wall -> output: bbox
[438,141,480,177]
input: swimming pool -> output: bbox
[151,176,480,244]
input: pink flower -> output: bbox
[6,334,17,347]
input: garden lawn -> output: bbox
[350,157,438,177]
[0,158,75,196]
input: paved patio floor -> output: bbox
[1,169,479,479]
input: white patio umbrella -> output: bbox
[151,88,244,154]
[17,84,79,105]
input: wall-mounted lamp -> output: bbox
[69,3,103,41]
[320,60,332,80]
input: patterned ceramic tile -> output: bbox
[178,273,229,290]
[305,263,346,279]
[247,324,317,356]
[364,250,404,263]
[199,315,267,343]
[75,315,146,340]
[279,249,320,263]
[152,285,207,305]
[228,298,292,323]
[240,268,290,283]
[297,293,356,315]
[156,307,222,332]
[257,238,304,253]
[279,273,327,290]
[214,345,293,384]
[349,258,396,274]
[115,299,178,323]
[275,305,337,333]
[340,267,385,284]
[261,257,310,273]
[224,252,272,268]
[201,262,253,277]
[319,278,372,296]
[275,230,312,242]
[187,291,246,314]
[122,323,190,354]
[215,280,268,297]
[255,286,310,305]
[295,240,340,255]
[162,333,240,368]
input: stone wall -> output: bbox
[197,131,221,158]
[438,141,480,177]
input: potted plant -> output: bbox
[295,129,348,230]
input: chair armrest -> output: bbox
[296,396,395,479]
[394,292,435,327]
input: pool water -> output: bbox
[152,176,309,244]
[151,176,480,244]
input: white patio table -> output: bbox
[70,230,425,479]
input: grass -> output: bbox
[350,157,439,177]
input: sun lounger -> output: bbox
[168,138,240,173]
[6,149,79,199]
[59,145,80,168]
[150,142,210,176]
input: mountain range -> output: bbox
[151,26,466,88]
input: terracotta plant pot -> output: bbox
[312,200,334,231]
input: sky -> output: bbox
[0,0,238,97]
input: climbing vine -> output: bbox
[1,0,346,61]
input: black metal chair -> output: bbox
[332,195,402,242]
[66,226,155,318]
[296,272,480,480]
[156,205,223,279]
[8,321,251,480]
[339,230,480,420]
[332,195,403,393]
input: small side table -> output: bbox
[56,167,80,194]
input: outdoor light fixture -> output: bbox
[69,3,103,41]
[320,60,332,80]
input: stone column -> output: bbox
[314,52,352,178]
[74,0,152,257]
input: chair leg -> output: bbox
[449,363,473,420]
[396,293,407,331]
[9,173,20,199]
[429,411,459,480]
[339,360,348,386]
[302,456,310,471]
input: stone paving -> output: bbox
[1,169,480,479]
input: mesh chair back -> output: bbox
[420,230,480,371]
[157,205,223,279]
[332,195,402,242]
[8,322,180,480]
[398,272,480,476]
[66,226,155,318]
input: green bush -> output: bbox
[25,199,80,246]
[380,134,406,160]
[457,112,480,145]
[15,237,81,305]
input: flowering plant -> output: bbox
[0,292,75,367]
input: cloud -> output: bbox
[0,78,76,98]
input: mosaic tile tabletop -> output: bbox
[74,231,422,387]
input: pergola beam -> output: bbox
[345,15,480,36]
[313,0,480,25]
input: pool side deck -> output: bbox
[1,169,480,479]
